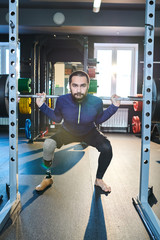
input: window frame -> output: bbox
[94,43,138,105]
[0,42,20,77]
[0,42,9,74]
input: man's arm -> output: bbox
[95,94,121,124]
[36,93,62,123]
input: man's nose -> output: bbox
[77,86,81,92]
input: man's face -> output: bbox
[70,76,89,101]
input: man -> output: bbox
[36,70,120,192]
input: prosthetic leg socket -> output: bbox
[43,138,57,168]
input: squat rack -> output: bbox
[0,0,21,232]
[0,0,160,238]
[132,1,160,239]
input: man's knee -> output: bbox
[99,140,113,157]
[43,139,57,167]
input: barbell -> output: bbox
[17,94,144,115]
[0,75,149,102]
[18,94,144,102]
[1,74,159,121]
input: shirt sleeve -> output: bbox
[39,97,63,123]
[95,101,119,124]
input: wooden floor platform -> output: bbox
[0,133,159,240]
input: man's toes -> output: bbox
[95,179,111,193]
[103,185,111,192]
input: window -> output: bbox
[0,42,20,77]
[6,48,9,74]
[94,43,138,101]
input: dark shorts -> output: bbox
[50,126,111,153]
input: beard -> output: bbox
[72,92,86,101]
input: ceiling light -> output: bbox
[93,0,101,13]
[53,12,65,25]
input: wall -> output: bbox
[0,33,160,132]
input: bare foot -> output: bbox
[95,178,111,193]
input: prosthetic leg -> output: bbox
[36,139,57,191]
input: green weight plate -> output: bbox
[18,78,31,93]
[88,79,97,93]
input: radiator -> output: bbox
[100,108,129,133]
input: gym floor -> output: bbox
[0,132,159,240]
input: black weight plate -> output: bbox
[152,79,160,121]
[0,75,9,117]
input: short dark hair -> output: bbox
[69,70,90,84]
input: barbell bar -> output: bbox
[18,94,59,99]
[18,94,144,102]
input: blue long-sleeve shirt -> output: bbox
[40,93,118,136]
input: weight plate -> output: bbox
[133,94,143,111]
[88,68,96,78]
[25,119,31,139]
[0,75,9,117]
[19,98,31,114]
[88,79,97,94]
[18,78,31,93]
[152,79,160,121]
[132,116,141,133]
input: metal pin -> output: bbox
[10,20,15,34]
